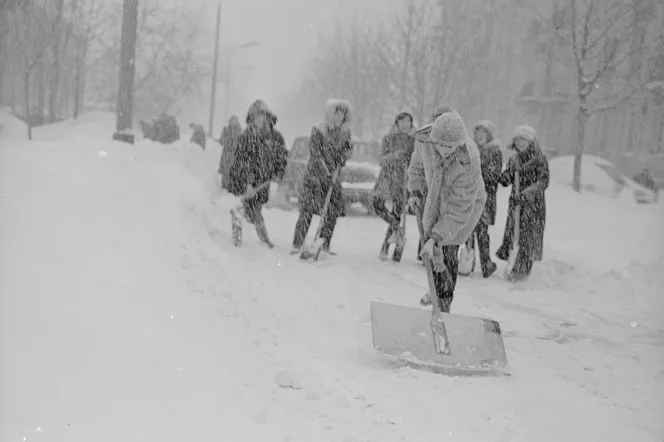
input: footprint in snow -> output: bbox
[274,370,303,390]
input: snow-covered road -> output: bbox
[1,112,662,441]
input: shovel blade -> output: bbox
[370,301,507,369]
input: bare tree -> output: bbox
[547,0,661,191]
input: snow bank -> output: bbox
[1,115,663,441]
[0,109,28,141]
[549,154,657,204]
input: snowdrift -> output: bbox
[549,154,659,204]
[0,109,28,141]
[1,114,663,441]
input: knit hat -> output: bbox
[431,105,454,122]
[512,125,536,142]
[430,112,467,148]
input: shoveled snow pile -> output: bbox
[549,154,658,204]
[0,109,28,141]
[1,113,662,441]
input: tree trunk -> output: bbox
[573,101,588,192]
[73,36,88,119]
[113,0,139,144]
[24,71,32,140]
[48,0,65,123]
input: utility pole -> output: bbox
[113,0,139,145]
[224,59,231,123]
[208,0,222,138]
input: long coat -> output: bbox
[373,130,416,202]
[496,143,549,262]
[219,119,242,176]
[227,126,288,206]
[299,125,353,218]
[407,136,486,246]
[478,140,503,225]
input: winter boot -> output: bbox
[482,261,497,278]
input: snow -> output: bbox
[549,154,658,204]
[0,109,29,141]
[342,181,375,190]
[345,160,381,176]
[1,112,663,441]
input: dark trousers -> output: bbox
[292,210,338,250]
[243,199,272,245]
[465,220,493,272]
[513,252,534,276]
[432,245,459,312]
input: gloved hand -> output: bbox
[513,192,529,206]
[419,238,448,273]
[407,192,423,213]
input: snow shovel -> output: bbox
[299,166,342,261]
[370,207,508,370]
[504,170,520,278]
[230,180,272,247]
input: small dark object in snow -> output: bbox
[140,114,180,144]
[189,123,206,149]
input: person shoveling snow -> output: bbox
[226,100,288,248]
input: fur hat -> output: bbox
[474,120,495,141]
[246,100,277,126]
[430,112,467,148]
[512,125,536,142]
[324,98,353,132]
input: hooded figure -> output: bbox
[227,100,288,248]
[218,115,243,190]
[189,123,206,149]
[412,105,455,262]
[407,111,486,312]
[291,99,354,255]
[373,109,416,262]
[462,120,504,277]
[496,125,549,282]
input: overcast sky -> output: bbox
[183,0,394,134]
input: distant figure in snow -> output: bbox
[461,120,503,278]
[189,123,206,149]
[496,125,549,282]
[633,167,658,194]
[218,115,243,191]
[227,100,288,248]
[407,111,486,312]
[372,109,416,262]
[290,99,354,256]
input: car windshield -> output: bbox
[350,141,380,165]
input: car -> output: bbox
[280,136,381,213]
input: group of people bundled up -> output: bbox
[217,98,550,314]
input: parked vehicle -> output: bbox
[280,136,381,212]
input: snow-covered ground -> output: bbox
[1,112,663,441]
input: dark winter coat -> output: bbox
[219,116,242,176]
[299,99,354,219]
[373,111,416,203]
[496,141,549,262]
[189,123,206,149]
[474,120,503,225]
[227,101,288,206]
